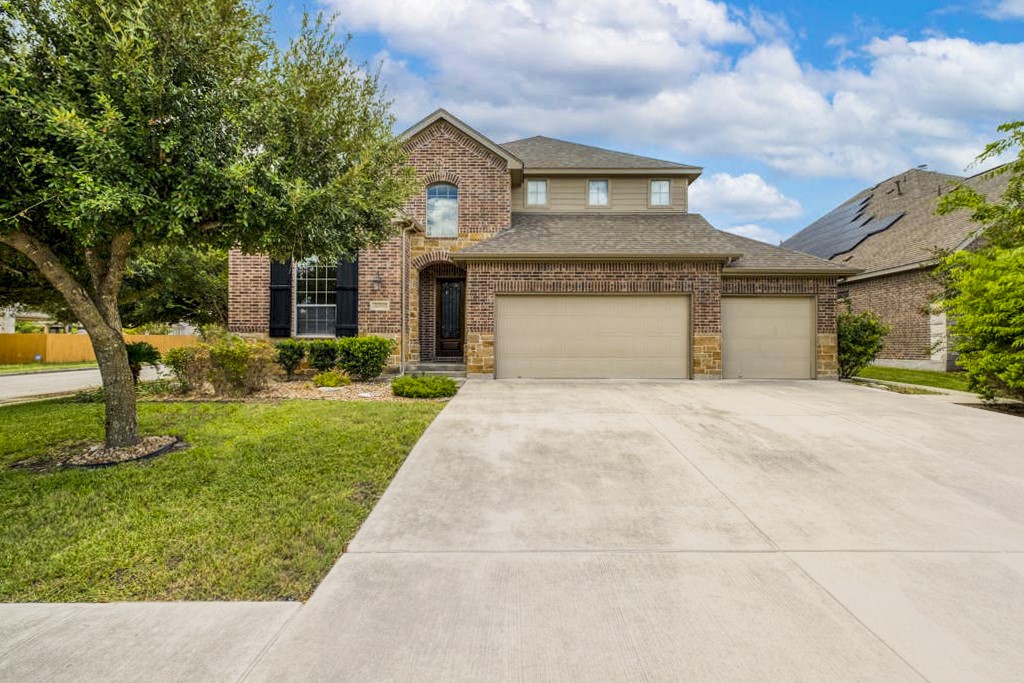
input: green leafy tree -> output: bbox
[0,1,415,447]
[939,248,1024,400]
[0,245,229,327]
[837,303,889,379]
[936,121,1024,400]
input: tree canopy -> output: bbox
[937,120,1024,401]
[1,0,416,446]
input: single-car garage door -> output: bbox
[722,297,814,379]
[495,295,689,379]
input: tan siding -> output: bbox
[512,176,688,212]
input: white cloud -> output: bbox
[331,0,1024,180]
[723,224,786,245]
[983,1,1024,18]
[689,172,802,221]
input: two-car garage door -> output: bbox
[495,295,689,379]
[493,294,815,380]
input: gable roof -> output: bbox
[500,136,702,175]
[456,213,855,274]
[400,109,523,171]
[782,166,1010,276]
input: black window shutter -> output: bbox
[336,257,359,338]
[269,260,292,338]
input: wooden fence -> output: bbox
[0,333,198,364]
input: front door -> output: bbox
[436,279,465,359]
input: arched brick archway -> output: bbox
[416,259,466,362]
[411,250,456,271]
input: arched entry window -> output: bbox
[426,183,458,237]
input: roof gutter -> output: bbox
[721,267,862,276]
[525,167,701,177]
[840,260,932,283]
[453,252,744,263]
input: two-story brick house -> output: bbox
[229,109,854,379]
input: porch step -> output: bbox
[405,363,467,378]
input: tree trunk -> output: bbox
[89,328,139,449]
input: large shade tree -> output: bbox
[0,0,415,447]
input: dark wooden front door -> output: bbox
[436,279,465,358]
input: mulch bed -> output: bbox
[11,435,184,472]
[139,376,452,404]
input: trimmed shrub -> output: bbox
[307,339,340,373]
[392,374,459,398]
[208,338,274,395]
[312,368,352,388]
[837,303,889,380]
[338,336,395,379]
[163,345,210,393]
[125,341,161,384]
[275,339,306,380]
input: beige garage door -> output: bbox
[495,295,690,379]
[722,297,814,379]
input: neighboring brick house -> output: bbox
[783,167,1008,371]
[229,109,853,379]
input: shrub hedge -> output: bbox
[392,374,459,398]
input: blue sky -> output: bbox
[270,0,1024,244]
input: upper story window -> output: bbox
[526,179,548,206]
[295,257,336,337]
[650,179,671,206]
[426,183,458,237]
[587,179,609,206]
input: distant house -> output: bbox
[783,167,1008,371]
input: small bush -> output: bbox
[837,303,890,380]
[125,341,161,384]
[338,336,395,379]
[163,345,210,392]
[208,338,274,395]
[275,339,306,380]
[312,368,352,388]
[307,339,340,373]
[392,374,459,398]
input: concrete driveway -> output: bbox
[249,380,1024,682]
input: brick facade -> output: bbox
[228,250,270,335]
[844,268,942,363]
[226,115,843,380]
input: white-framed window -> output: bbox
[526,179,548,206]
[295,257,336,337]
[650,179,671,206]
[426,183,458,237]
[587,179,609,206]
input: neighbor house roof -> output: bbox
[500,136,702,175]
[456,213,855,274]
[782,166,1010,277]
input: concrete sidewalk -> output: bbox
[4,380,1024,682]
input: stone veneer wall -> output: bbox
[464,260,725,377]
[721,275,839,378]
[228,250,271,335]
[844,268,940,362]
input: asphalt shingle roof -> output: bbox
[456,213,854,273]
[783,167,1010,274]
[500,136,701,172]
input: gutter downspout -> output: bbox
[400,226,408,376]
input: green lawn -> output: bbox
[857,365,971,392]
[0,361,98,375]
[0,399,442,602]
